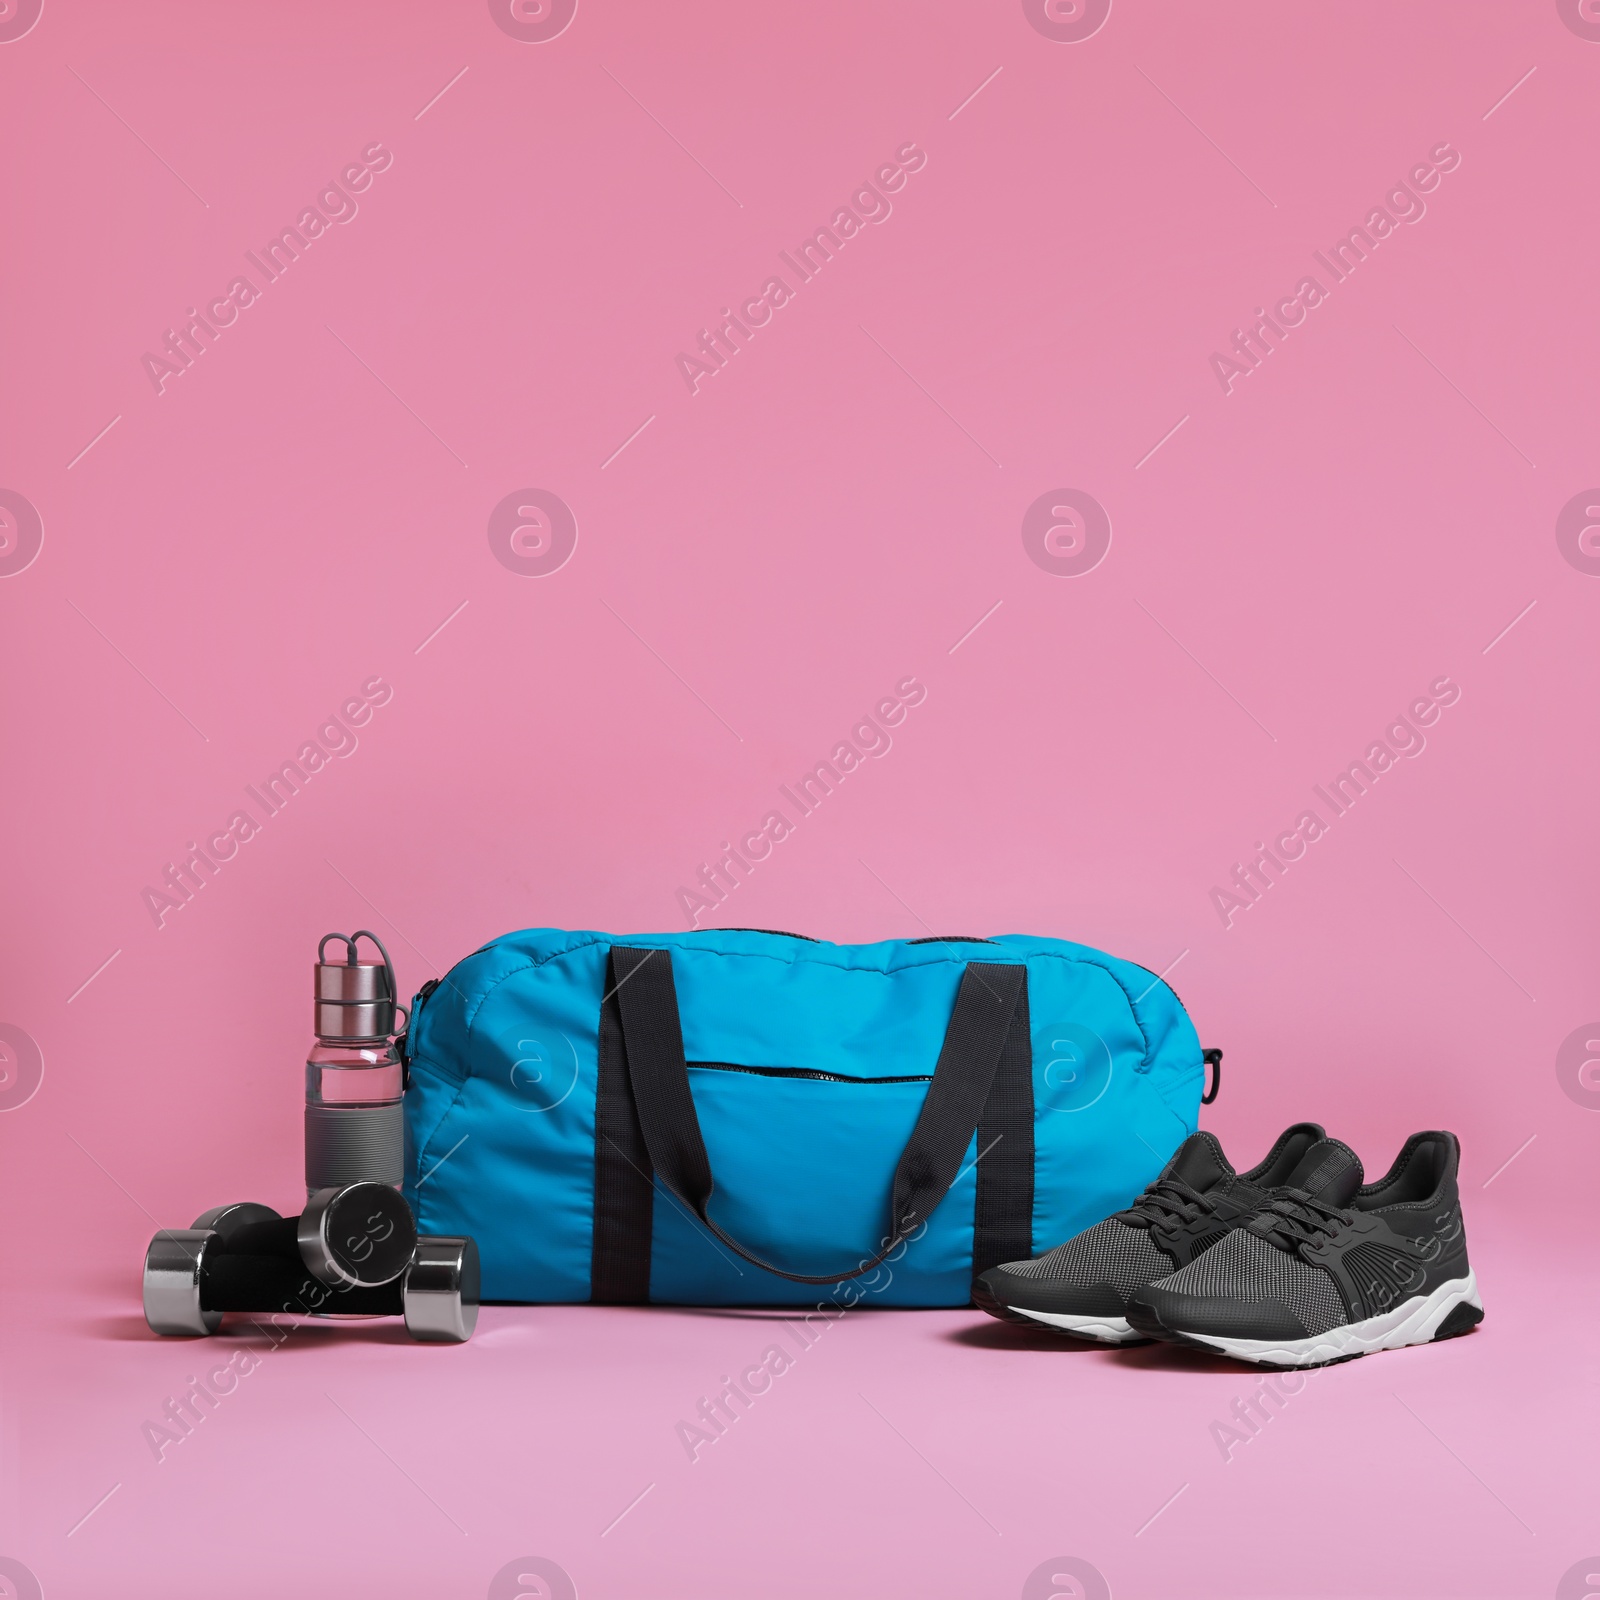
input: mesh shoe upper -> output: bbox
[1145,1227,1348,1335]
[1004,1217,1174,1296]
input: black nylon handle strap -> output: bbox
[590,949,656,1303]
[610,945,713,1205]
[610,946,1027,1286]
[971,967,1035,1280]
[889,963,1027,1234]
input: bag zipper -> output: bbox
[396,977,441,1073]
[1126,959,1190,1013]
[689,1060,933,1085]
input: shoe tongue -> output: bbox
[1160,1132,1233,1192]
[1284,1138,1364,1206]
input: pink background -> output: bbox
[2,1,1597,1596]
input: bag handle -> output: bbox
[609,945,1027,1285]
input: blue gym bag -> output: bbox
[400,929,1211,1307]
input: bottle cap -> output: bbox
[315,932,399,1041]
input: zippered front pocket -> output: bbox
[689,1060,933,1086]
[656,1060,954,1294]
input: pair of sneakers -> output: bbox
[975,1124,1484,1368]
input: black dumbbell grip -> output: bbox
[219,1216,303,1259]
[200,1252,403,1316]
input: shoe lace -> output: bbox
[1252,1188,1350,1254]
[1113,1175,1212,1233]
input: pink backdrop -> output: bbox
[2,2,1596,1596]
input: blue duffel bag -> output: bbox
[400,928,1211,1307]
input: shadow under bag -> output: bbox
[400,929,1208,1307]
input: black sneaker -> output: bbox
[1127,1133,1483,1367]
[972,1123,1325,1343]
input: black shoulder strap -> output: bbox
[972,968,1035,1279]
[600,947,1029,1287]
[588,949,656,1303]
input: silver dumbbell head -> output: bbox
[191,1202,282,1242]
[298,1182,417,1289]
[402,1236,480,1344]
[144,1230,222,1337]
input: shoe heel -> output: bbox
[1430,1298,1484,1342]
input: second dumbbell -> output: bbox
[197,1184,417,1290]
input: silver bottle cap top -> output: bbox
[315,931,400,1041]
[315,961,391,1004]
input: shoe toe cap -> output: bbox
[1131,1284,1311,1341]
[976,1265,1127,1318]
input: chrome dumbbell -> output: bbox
[143,1189,478,1343]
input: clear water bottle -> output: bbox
[305,931,407,1198]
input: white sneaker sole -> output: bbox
[1005,1306,1144,1344]
[1183,1271,1482,1367]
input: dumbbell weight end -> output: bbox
[402,1237,480,1344]
[143,1230,222,1337]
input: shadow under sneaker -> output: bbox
[1127,1132,1484,1368]
[973,1122,1325,1344]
